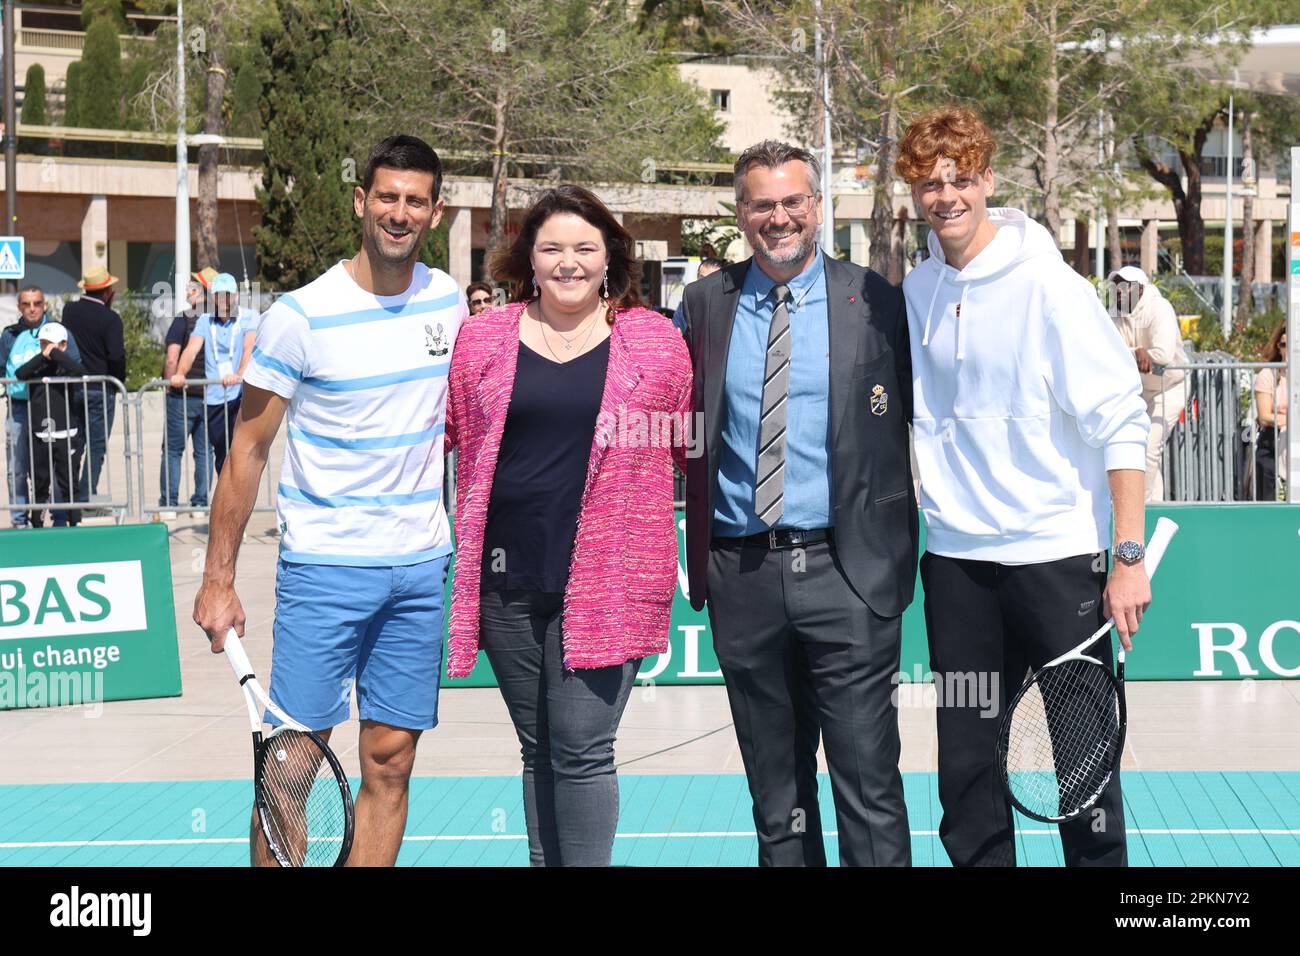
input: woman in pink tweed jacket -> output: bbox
[444,185,692,866]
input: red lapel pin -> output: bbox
[848,295,856,303]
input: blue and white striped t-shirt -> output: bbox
[244,261,466,567]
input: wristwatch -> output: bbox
[1114,540,1145,566]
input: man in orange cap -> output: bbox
[59,266,126,513]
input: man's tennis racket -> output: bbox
[995,517,1179,824]
[222,629,355,866]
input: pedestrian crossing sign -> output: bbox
[0,237,24,280]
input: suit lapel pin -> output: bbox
[870,384,888,416]
[848,295,856,303]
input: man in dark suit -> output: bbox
[677,140,917,867]
[59,266,127,511]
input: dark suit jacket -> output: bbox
[678,255,918,617]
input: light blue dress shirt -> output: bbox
[713,251,833,535]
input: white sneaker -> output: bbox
[158,510,178,520]
[190,510,208,518]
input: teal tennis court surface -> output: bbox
[3,771,1298,867]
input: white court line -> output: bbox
[4,828,1300,849]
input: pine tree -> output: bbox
[21,64,47,126]
[255,0,364,290]
[20,64,47,154]
[62,61,83,128]
[80,15,124,130]
[227,52,262,139]
[81,0,128,32]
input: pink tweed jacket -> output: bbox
[444,301,693,677]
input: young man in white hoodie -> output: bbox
[896,107,1153,867]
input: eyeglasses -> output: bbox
[19,299,44,309]
[469,297,491,307]
[741,194,816,217]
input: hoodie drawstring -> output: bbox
[921,274,944,347]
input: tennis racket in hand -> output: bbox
[995,516,1179,824]
[222,629,355,866]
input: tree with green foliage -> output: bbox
[20,64,48,153]
[79,14,125,130]
[955,0,1262,261]
[637,0,736,54]
[21,64,47,126]
[1134,77,1300,278]
[352,0,724,263]
[81,0,129,32]
[227,49,262,139]
[718,0,1005,280]
[129,0,275,269]
[256,0,366,290]
[62,61,83,129]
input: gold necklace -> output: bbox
[536,300,603,359]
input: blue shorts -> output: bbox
[266,555,450,732]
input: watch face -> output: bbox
[1116,540,1144,564]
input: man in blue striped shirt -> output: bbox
[192,135,467,867]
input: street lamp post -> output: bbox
[175,0,189,312]
[1221,96,1235,338]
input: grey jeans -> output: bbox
[479,588,641,867]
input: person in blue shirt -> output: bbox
[2,285,82,528]
[170,273,256,475]
[158,277,212,517]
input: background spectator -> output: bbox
[59,266,126,514]
[1253,321,1288,501]
[466,281,493,316]
[2,284,82,528]
[171,273,256,476]
[15,323,87,528]
[697,256,726,279]
[159,278,212,518]
[1109,265,1187,502]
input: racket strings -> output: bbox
[1000,659,1122,820]
[257,730,348,866]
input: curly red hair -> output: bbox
[895,107,997,183]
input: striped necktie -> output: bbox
[755,283,791,527]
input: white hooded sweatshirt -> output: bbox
[903,208,1150,563]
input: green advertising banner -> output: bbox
[443,504,1300,686]
[0,524,182,710]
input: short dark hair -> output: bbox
[362,134,443,200]
[488,184,642,316]
[466,281,493,300]
[699,257,727,271]
[18,284,44,300]
[734,140,821,202]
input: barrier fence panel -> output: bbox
[2,375,133,527]
[134,378,280,521]
[1155,360,1287,503]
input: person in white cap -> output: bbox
[13,322,89,528]
[171,272,257,476]
[1108,265,1188,502]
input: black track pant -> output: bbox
[921,550,1128,867]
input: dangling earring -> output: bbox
[602,269,610,300]
[532,277,539,299]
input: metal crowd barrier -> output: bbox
[1154,358,1287,502]
[5,375,463,527]
[134,378,276,520]
[2,374,132,526]
[10,362,1281,526]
